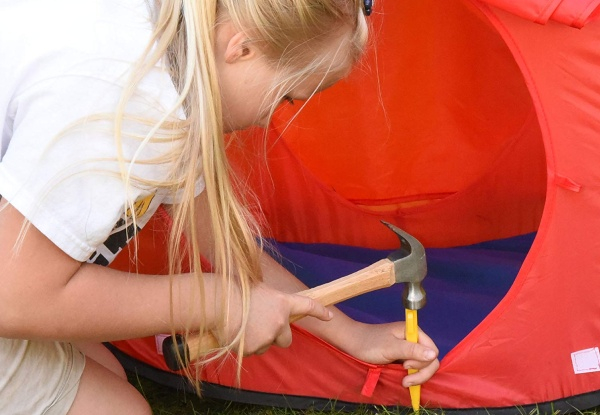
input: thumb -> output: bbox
[398,340,438,363]
[289,295,334,322]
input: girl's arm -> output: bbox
[0,201,331,353]
[0,201,215,342]
[191,193,439,385]
[258,251,440,387]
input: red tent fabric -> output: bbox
[110,0,600,411]
[480,0,600,27]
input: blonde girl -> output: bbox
[0,0,439,414]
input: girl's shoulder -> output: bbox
[1,0,155,69]
[1,0,165,102]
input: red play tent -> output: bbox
[109,0,600,412]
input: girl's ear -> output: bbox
[224,32,255,64]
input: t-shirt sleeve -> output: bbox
[0,4,204,262]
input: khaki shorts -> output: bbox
[0,338,86,415]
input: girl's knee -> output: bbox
[67,358,151,415]
[123,392,153,415]
[74,342,127,380]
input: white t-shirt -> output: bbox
[0,0,204,264]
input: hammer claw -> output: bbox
[381,221,427,310]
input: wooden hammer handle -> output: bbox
[163,258,396,370]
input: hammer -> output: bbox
[162,221,427,377]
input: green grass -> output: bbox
[128,370,262,414]
[128,370,600,415]
[128,370,400,415]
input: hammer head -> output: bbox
[382,221,427,310]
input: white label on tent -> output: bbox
[155,334,170,355]
[571,347,600,374]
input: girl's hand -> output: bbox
[217,282,334,356]
[347,321,440,387]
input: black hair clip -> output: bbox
[363,0,373,16]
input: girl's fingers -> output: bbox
[403,356,437,371]
[417,329,438,351]
[246,327,292,356]
[389,337,438,365]
[243,292,328,356]
[401,330,440,386]
[402,358,440,387]
[253,346,270,355]
[273,325,293,348]
[289,295,333,322]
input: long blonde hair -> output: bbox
[119,0,369,384]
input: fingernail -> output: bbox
[424,349,436,360]
[328,311,334,319]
